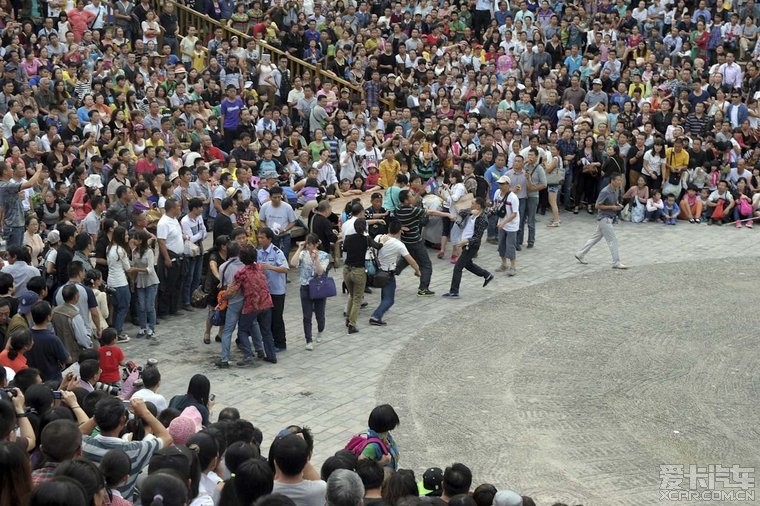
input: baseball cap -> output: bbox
[497,175,511,184]
[17,290,39,315]
[418,467,444,496]
[592,78,602,85]
[46,229,60,244]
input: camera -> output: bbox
[122,359,159,381]
[52,390,63,400]
[2,387,17,398]
[102,284,117,296]
[94,382,120,396]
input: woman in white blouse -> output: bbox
[107,226,133,341]
[642,140,666,191]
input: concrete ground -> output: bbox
[120,212,760,505]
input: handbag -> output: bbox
[372,270,391,288]
[308,273,337,299]
[210,305,226,326]
[739,197,753,216]
[184,239,200,257]
[365,239,379,276]
[191,285,208,308]
[712,199,726,220]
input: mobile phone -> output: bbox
[209,394,216,402]
[52,390,63,400]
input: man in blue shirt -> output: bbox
[220,84,244,152]
[257,228,289,352]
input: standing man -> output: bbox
[216,241,245,368]
[524,148,547,249]
[506,155,528,251]
[473,0,492,40]
[157,199,186,317]
[257,227,289,352]
[0,162,45,247]
[220,85,244,152]
[180,198,207,311]
[494,176,520,276]
[575,172,629,269]
[442,198,493,298]
[258,186,298,260]
[369,220,420,326]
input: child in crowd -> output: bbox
[98,328,126,386]
[297,177,321,206]
[99,450,132,506]
[366,165,380,188]
[698,188,711,222]
[662,193,680,225]
[646,191,664,222]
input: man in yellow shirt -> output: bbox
[664,137,689,189]
[378,148,400,188]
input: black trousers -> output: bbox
[271,294,286,348]
[158,256,184,316]
[449,245,488,294]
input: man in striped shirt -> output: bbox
[394,189,449,296]
[81,396,172,499]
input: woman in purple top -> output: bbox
[220,85,244,152]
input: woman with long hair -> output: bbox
[202,235,228,345]
[24,215,45,267]
[106,226,132,342]
[0,328,32,372]
[131,229,159,340]
[0,440,33,506]
[169,374,213,426]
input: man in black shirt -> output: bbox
[213,197,235,243]
[311,201,338,254]
[442,198,493,298]
[55,225,77,288]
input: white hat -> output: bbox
[84,174,104,189]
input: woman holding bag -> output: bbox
[342,219,383,335]
[291,233,331,351]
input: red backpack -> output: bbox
[344,433,388,457]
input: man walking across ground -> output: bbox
[575,172,629,269]
[494,175,520,276]
[442,198,493,298]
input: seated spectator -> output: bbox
[679,186,704,223]
[130,365,167,414]
[32,420,83,486]
[168,374,212,426]
[271,434,327,506]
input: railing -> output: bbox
[143,0,394,109]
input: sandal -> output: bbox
[436,250,445,259]
[546,221,560,227]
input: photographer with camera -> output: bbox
[81,396,172,498]
[0,387,36,452]
[493,176,520,277]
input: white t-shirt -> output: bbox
[157,215,184,255]
[259,201,297,235]
[374,235,409,271]
[495,189,520,232]
[130,388,168,414]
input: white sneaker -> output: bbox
[316,332,322,343]
[305,342,314,351]
[612,262,629,270]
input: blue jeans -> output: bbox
[273,233,292,261]
[220,298,243,362]
[182,255,203,306]
[526,196,538,245]
[516,197,528,245]
[240,309,276,360]
[3,226,23,248]
[136,284,158,332]
[113,285,131,334]
[371,274,396,321]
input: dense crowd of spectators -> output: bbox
[0,0,756,502]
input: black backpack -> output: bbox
[474,175,489,200]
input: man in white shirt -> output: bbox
[494,175,520,276]
[259,186,298,259]
[313,148,339,196]
[157,198,186,316]
[180,198,207,311]
[271,435,328,506]
[718,52,743,90]
[130,365,168,414]
[369,213,420,326]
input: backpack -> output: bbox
[344,433,389,457]
[474,175,489,199]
